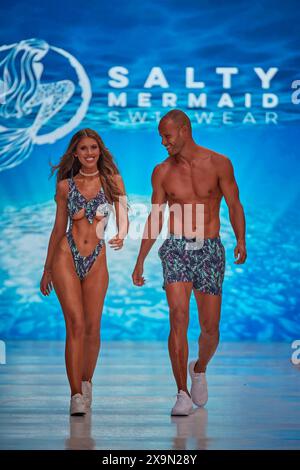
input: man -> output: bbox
[132,109,247,416]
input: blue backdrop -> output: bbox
[0,0,299,340]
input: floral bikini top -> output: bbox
[67,177,110,230]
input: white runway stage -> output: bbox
[0,341,299,450]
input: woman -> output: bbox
[40,128,128,416]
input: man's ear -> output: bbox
[180,125,188,136]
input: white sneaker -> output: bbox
[70,393,86,416]
[189,360,208,407]
[82,381,92,409]
[171,390,193,416]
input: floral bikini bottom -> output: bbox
[66,231,105,281]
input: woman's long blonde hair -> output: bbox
[50,128,124,203]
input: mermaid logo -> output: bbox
[0,38,92,172]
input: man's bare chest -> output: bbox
[163,164,220,201]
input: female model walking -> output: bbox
[40,129,128,415]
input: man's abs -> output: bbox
[167,198,221,239]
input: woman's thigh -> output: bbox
[52,237,84,322]
[81,245,109,327]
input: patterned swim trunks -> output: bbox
[158,234,226,295]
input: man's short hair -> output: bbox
[160,109,192,132]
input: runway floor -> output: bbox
[0,341,299,450]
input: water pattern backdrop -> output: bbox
[0,0,299,339]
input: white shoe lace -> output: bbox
[193,375,204,382]
[72,395,83,403]
[176,392,189,402]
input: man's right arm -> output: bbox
[132,164,167,286]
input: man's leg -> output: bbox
[166,282,193,394]
[193,291,222,373]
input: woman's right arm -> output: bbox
[40,180,68,296]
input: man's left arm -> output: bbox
[218,157,247,264]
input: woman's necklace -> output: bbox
[79,169,99,177]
